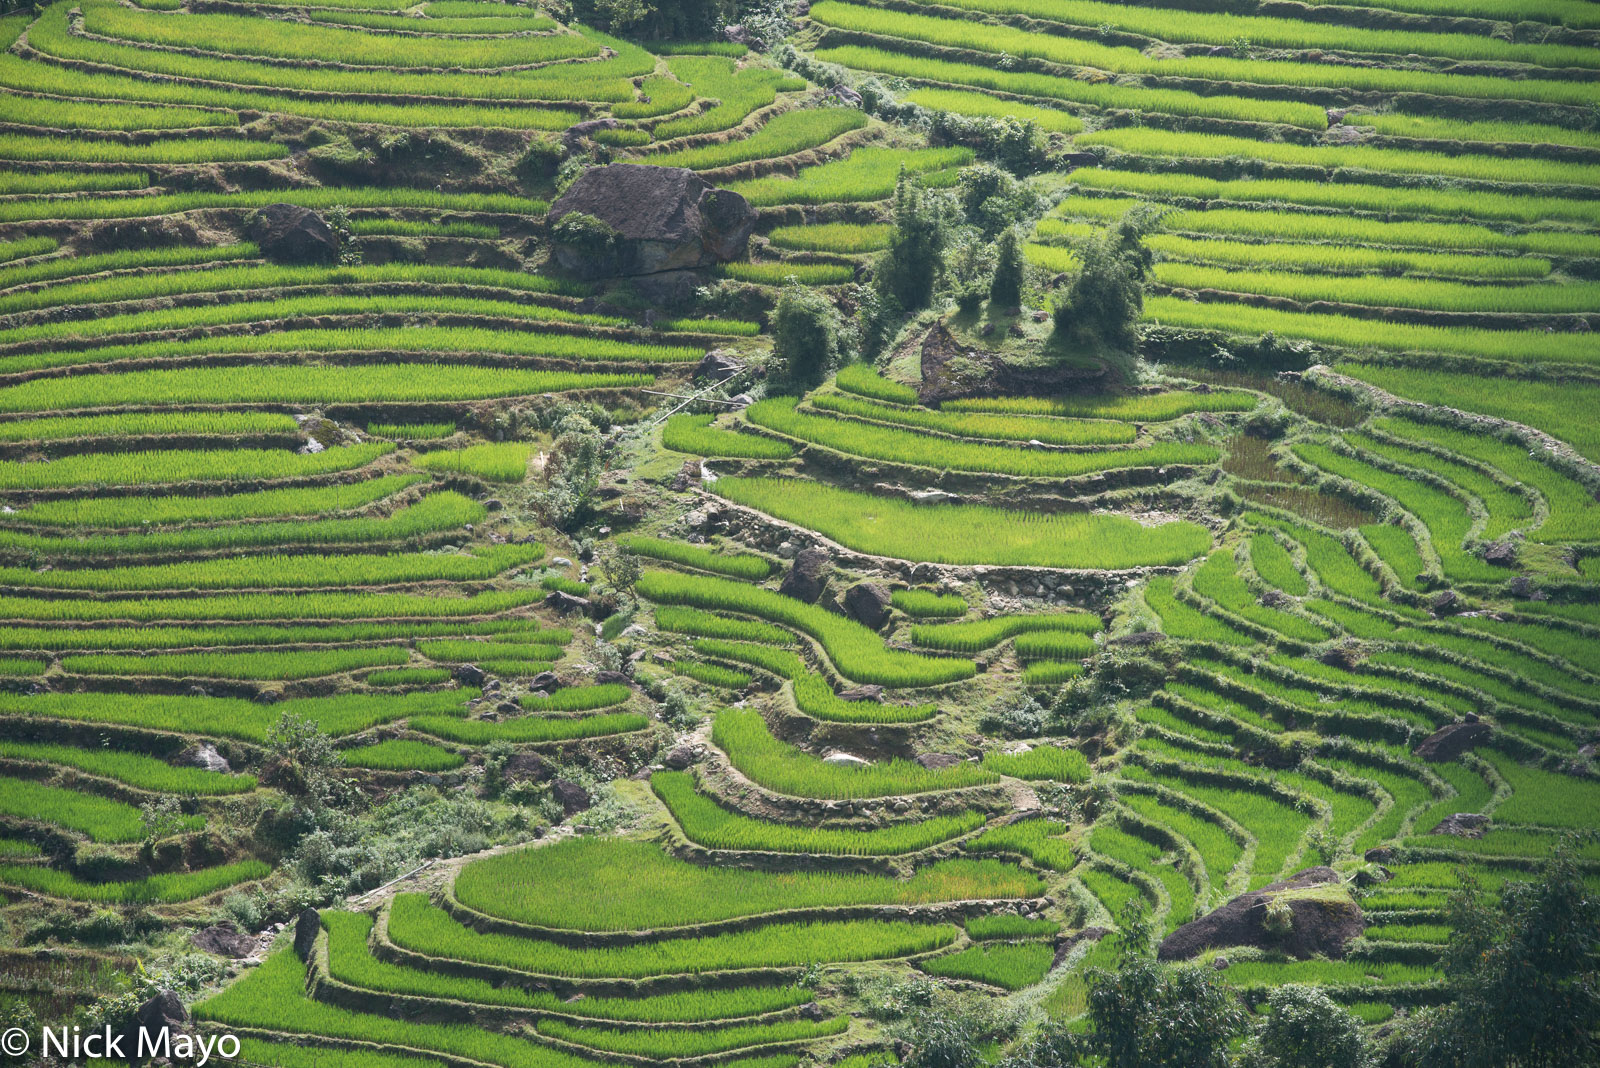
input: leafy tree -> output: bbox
[1240,985,1370,1068]
[1051,204,1165,351]
[540,412,604,531]
[1399,837,1599,1068]
[878,170,946,312]
[1074,904,1250,1068]
[263,712,350,809]
[958,163,1040,236]
[772,280,840,388]
[989,227,1024,310]
[902,1008,984,1068]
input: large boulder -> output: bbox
[1158,867,1364,962]
[248,203,339,264]
[779,548,832,604]
[548,164,756,279]
[293,907,321,960]
[116,990,187,1064]
[843,582,893,630]
[551,779,592,817]
[1413,720,1492,763]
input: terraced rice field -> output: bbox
[1,0,1594,1063]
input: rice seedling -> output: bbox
[348,220,499,238]
[418,640,564,663]
[0,860,269,903]
[656,606,793,644]
[1146,296,1596,369]
[1,490,482,557]
[963,818,1076,871]
[323,911,813,1022]
[904,87,1082,133]
[540,574,590,596]
[652,55,805,140]
[692,640,940,724]
[520,686,629,713]
[0,411,300,448]
[1144,576,1252,645]
[643,107,865,170]
[0,741,255,794]
[390,892,961,976]
[639,569,975,686]
[1022,660,1087,685]
[1373,417,1600,543]
[1340,366,1600,465]
[369,423,456,440]
[0,442,392,491]
[1122,764,1310,888]
[813,45,1325,127]
[310,8,554,32]
[836,364,920,404]
[942,390,1256,420]
[1356,113,1600,151]
[716,261,856,285]
[670,660,751,688]
[1090,825,1196,929]
[982,746,1091,782]
[927,0,1600,68]
[85,1,597,68]
[747,397,1219,477]
[0,689,473,742]
[1024,243,1081,274]
[810,392,1137,446]
[0,775,191,842]
[453,836,1037,931]
[536,1015,846,1058]
[766,222,894,254]
[662,414,795,458]
[1176,366,1367,428]
[1250,534,1308,596]
[652,771,986,855]
[0,365,651,413]
[723,145,973,206]
[0,293,622,352]
[1321,0,1596,28]
[1079,867,1147,918]
[407,711,646,744]
[1356,434,1533,542]
[0,543,540,593]
[1481,751,1600,829]
[713,707,998,798]
[810,5,1600,106]
[1087,128,1600,188]
[0,236,58,263]
[0,325,684,375]
[1191,550,1332,642]
[0,132,283,164]
[891,589,966,618]
[965,914,1060,939]
[656,317,762,335]
[414,443,532,482]
[914,612,1100,653]
[715,478,1211,569]
[341,740,465,772]
[367,667,453,687]
[61,647,409,681]
[1118,791,1243,894]
[1247,517,1383,604]
[1155,262,1599,314]
[0,243,259,294]
[1068,167,1600,228]
[1297,442,1501,582]
[0,589,537,623]
[921,941,1054,990]
[1220,958,1440,989]
[1148,234,1550,281]
[620,539,772,582]
[0,184,551,225]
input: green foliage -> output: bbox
[1238,985,1370,1068]
[1051,205,1162,351]
[773,282,842,388]
[988,228,1024,309]
[879,171,947,312]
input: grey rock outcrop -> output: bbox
[248,203,339,264]
[549,164,756,279]
[843,582,893,629]
[1158,867,1364,962]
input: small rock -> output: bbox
[191,923,255,958]
[837,684,883,703]
[1483,540,1518,567]
[173,743,230,774]
[916,753,961,769]
[822,752,872,768]
[696,350,745,382]
[528,671,560,692]
[503,752,553,784]
[1413,721,1492,763]
[454,664,486,686]
[544,590,591,613]
[300,436,325,455]
[596,670,630,686]
[1430,812,1490,839]
[663,745,699,770]
[551,556,573,567]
